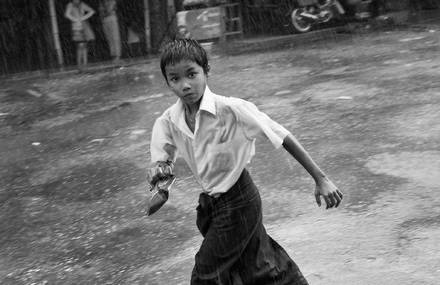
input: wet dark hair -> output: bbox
[160,39,210,82]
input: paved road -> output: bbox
[1,27,440,284]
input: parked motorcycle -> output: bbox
[290,0,346,33]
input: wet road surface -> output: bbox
[1,28,440,284]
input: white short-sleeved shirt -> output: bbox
[150,86,291,196]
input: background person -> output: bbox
[127,23,141,58]
[99,0,121,62]
[65,0,95,69]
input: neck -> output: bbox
[183,98,201,116]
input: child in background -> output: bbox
[148,38,343,285]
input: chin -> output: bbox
[186,95,202,103]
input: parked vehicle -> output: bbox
[290,0,346,33]
[182,0,225,10]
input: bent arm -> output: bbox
[282,134,326,183]
[64,4,78,22]
[81,4,95,21]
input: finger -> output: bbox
[315,193,321,207]
[163,165,173,176]
[151,170,163,185]
[161,166,170,176]
[337,189,344,201]
[323,196,331,209]
[157,167,164,177]
[150,167,165,185]
[334,191,342,207]
[327,193,336,208]
[337,189,344,199]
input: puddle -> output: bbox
[399,36,426,42]
[298,81,381,101]
[391,104,440,140]
[34,113,85,129]
[366,151,440,188]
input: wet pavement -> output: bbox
[1,27,440,284]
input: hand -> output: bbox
[147,161,174,187]
[314,177,343,209]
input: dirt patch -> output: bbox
[366,151,440,187]
[392,104,440,140]
[2,28,440,284]
[34,160,145,202]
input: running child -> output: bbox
[148,38,343,285]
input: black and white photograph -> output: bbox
[1,0,439,284]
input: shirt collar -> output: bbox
[169,85,217,135]
[199,85,216,116]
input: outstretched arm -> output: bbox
[282,134,343,209]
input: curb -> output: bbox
[1,27,349,82]
[0,57,158,83]
[215,26,349,56]
[3,8,440,82]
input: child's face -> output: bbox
[165,60,207,106]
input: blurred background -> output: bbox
[1,0,439,75]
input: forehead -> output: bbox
[165,60,202,74]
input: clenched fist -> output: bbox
[147,160,174,187]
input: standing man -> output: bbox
[99,0,121,63]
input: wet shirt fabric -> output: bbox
[150,86,291,196]
[191,169,309,285]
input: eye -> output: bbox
[188,72,197,78]
[169,76,178,83]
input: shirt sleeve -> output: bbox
[150,116,177,163]
[233,98,291,149]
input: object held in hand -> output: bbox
[146,176,176,216]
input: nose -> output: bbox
[181,80,191,92]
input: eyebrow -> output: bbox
[167,66,197,76]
